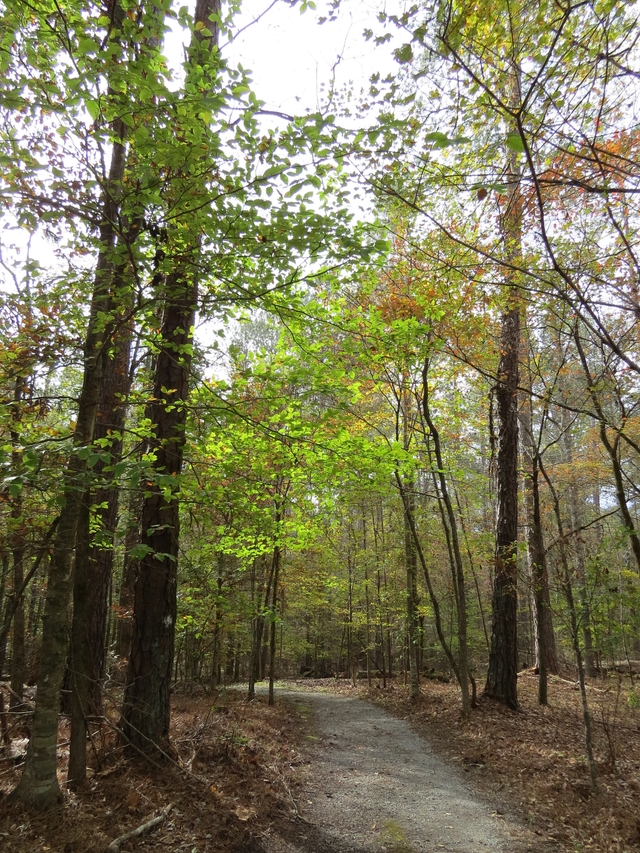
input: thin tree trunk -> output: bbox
[395,472,462,687]
[574,328,640,573]
[0,552,9,683]
[520,382,557,703]
[67,499,91,787]
[9,98,128,808]
[10,377,27,708]
[540,460,598,792]
[403,481,420,698]
[561,401,597,677]
[116,485,142,661]
[268,521,282,706]
[422,361,470,717]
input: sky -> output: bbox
[226,0,398,114]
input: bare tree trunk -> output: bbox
[121,270,196,755]
[67,499,91,787]
[396,472,462,688]
[0,555,10,679]
[268,511,282,707]
[422,361,470,716]
[116,486,142,660]
[561,402,597,677]
[9,94,128,807]
[540,461,598,792]
[485,301,520,710]
[404,482,420,698]
[519,381,557,704]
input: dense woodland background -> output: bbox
[1,0,640,812]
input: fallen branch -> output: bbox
[270,761,313,825]
[106,802,174,852]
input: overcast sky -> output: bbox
[226,0,400,113]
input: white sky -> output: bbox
[226,0,398,113]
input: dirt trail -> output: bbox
[262,689,541,853]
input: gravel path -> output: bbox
[262,689,540,853]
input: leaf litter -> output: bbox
[362,669,640,853]
[0,686,309,853]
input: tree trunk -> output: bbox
[67,499,91,787]
[116,486,142,661]
[9,110,128,809]
[120,0,218,757]
[422,361,470,716]
[485,119,522,709]
[268,541,281,707]
[87,311,133,708]
[519,384,558,703]
[121,270,196,755]
[574,328,640,574]
[561,402,597,678]
[0,555,10,680]
[67,312,132,783]
[9,377,26,708]
[485,302,520,710]
[541,460,598,792]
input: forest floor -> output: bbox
[360,669,640,853]
[0,671,637,852]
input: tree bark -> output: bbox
[485,103,522,709]
[120,0,218,756]
[421,360,470,717]
[485,302,520,710]
[9,377,26,708]
[519,382,558,704]
[9,110,127,809]
[121,271,196,754]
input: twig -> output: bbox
[106,802,174,852]
[5,684,35,709]
[270,761,314,825]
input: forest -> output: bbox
[1,0,640,843]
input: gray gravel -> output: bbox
[261,688,541,853]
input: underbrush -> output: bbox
[0,686,306,853]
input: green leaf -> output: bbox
[506,133,525,153]
[129,543,154,559]
[394,43,413,64]
[85,99,100,121]
[425,131,470,149]
[8,481,22,499]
